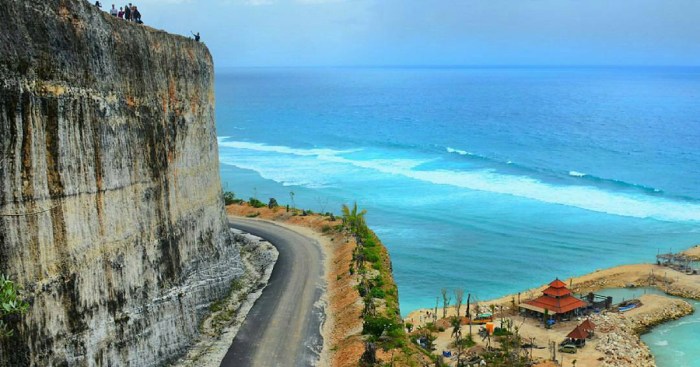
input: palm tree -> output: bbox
[341,202,367,235]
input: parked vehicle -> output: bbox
[559,344,577,354]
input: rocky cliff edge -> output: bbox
[0,1,243,365]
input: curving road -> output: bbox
[221,218,325,367]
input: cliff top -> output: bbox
[0,0,212,88]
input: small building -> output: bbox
[565,324,589,347]
[519,278,587,320]
[579,318,596,337]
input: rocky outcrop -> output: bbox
[593,295,692,367]
[176,229,278,367]
[0,1,243,366]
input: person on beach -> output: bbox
[110,4,118,16]
[123,3,131,21]
[118,7,124,18]
[191,31,200,42]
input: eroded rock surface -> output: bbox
[0,1,242,365]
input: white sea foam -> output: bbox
[446,147,471,156]
[655,340,669,346]
[218,139,357,157]
[218,139,700,222]
[569,171,587,177]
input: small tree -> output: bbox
[454,288,464,319]
[441,288,451,319]
[466,293,472,337]
[222,191,236,205]
[0,274,29,337]
[433,297,439,324]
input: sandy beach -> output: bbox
[226,201,700,367]
[406,262,700,367]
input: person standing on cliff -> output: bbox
[191,32,200,42]
[118,7,124,18]
[110,4,118,16]
[132,6,142,24]
[124,3,131,21]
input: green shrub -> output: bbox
[0,274,30,337]
[493,327,512,336]
[362,316,401,338]
[209,300,225,312]
[222,191,237,205]
[369,287,386,299]
[248,198,266,208]
[362,246,381,263]
[372,276,384,287]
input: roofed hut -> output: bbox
[519,278,587,321]
[565,324,589,347]
[580,318,596,337]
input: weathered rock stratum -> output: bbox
[0,1,243,365]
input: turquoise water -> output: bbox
[594,288,700,367]
[214,67,700,342]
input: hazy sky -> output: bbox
[130,0,700,68]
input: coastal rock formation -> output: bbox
[593,295,692,367]
[176,229,278,367]
[0,1,243,366]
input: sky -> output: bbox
[127,0,700,68]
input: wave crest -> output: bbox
[219,139,700,222]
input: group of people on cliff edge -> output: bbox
[95,2,142,24]
[112,3,142,23]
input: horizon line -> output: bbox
[215,64,700,70]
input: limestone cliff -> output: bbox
[0,1,243,365]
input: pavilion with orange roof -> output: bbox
[519,278,587,320]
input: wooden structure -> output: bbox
[579,318,596,337]
[656,251,698,274]
[564,325,589,347]
[519,278,587,320]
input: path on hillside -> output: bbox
[221,218,325,367]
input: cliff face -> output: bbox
[0,1,242,366]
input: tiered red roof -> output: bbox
[523,278,587,314]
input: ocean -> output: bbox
[214,67,700,364]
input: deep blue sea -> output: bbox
[214,67,700,365]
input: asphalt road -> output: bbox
[221,218,325,367]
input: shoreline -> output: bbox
[406,260,700,366]
[223,200,700,366]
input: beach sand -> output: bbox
[407,263,699,367]
[226,203,700,367]
[682,244,700,260]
